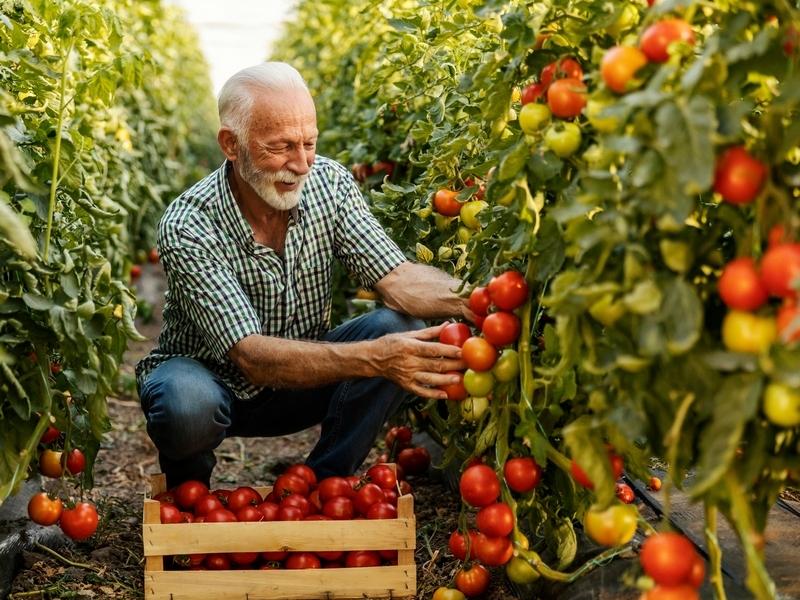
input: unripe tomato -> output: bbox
[544,122,582,158]
[760,243,800,297]
[28,492,63,526]
[482,311,521,347]
[640,532,697,586]
[777,299,800,343]
[461,396,490,422]
[606,3,639,36]
[476,502,514,537]
[59,502,99,541]
[460,201,487,230]
[492,348,520,382]
[440,322,471,347]
[717,257,768,311]
[440,371,468,401]
[504,457,542,493]
[762,383,800,427]
[584,504,638,547]
[455,564,490,596]
[432,588,466,600]
[601,46,648,94]
[468,286,491,316]
[640,19,695,63]
[547,78,587,118]
[463,369,496,397]
[462,336,498,371]
[519,103,551,133]
[584,99,621,133]
[434,189,462,216]
[643,586,700,600]
[721,311,776,354]
[460,464,500,507]
[488,271,529,311]
[39,449,63,478]
[506,556,541,584]
[713,146,767,205]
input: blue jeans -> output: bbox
[138,308,425,487]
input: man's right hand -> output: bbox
[371,323,468,399]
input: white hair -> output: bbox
[218,62,309,143]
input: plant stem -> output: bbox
[33,542,100,572]
[519,260,536,409]
[705,503,728,600]
[662,392,695,518]
[519,544,630,583]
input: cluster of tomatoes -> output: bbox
[378,424,431,477]
[155,462,411,571]
[432,176,489,245]
[437,271,528,422]
[639,532,705,600]
[27,425,99,542]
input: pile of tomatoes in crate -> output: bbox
[154,459,415,571]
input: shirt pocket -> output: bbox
[292,257,331,336]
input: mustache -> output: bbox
[260,169,308,184]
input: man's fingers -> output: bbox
[405,324,447,341]
[408,382,449,400]
[414,371,463,388]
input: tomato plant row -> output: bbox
[277,1,799,598]
[0,0,218,500]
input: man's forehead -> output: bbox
[249,88,315,126]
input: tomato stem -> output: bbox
[518,544,631,583]
[662,392,695,519]
[704,503,728,600]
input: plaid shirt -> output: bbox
[136,157,407,399]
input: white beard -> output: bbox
[238,149,308,211]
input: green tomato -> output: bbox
[582,144,615,169]
[457,226,473,244]
[434,213,453,232]
[585,99,621,133]
[763,383,800,427]
[588,294,625,327]
[460,201,487,230]
[605,3,639,37]
[519,103,551,134]
[491,349,520,382]
[461,396,489,422]
[463,369,496,397]
[544,123,582,158]
[506,556,540,584]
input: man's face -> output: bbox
[236,88,318,211]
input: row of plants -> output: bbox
[0,0,219,503]
[276,0,800,598]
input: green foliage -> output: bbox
[0,0,218,499]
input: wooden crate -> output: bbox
[142,473,417,600]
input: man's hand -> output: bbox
[372,323,467,399]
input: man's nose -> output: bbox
[286,147,312,176]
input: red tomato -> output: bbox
[440,371,468,401]
[648,476,663,491]
[230,551,258,566]
[227,486,262,511]
[778,299,800,343]
[468,286,492,316]
[488,271,529,311]
[148,247,159,264]
[768,224,790,247]
[354,483,386,515]
[174,480,209,510]
[385,425,413,451]
[439,322,471,347]
[449,529,481,561]
[204,554,230,570]
[399,480,413,496]
[130,264,142,281]
[204,508,237,522]
[455,564,490,596]
[367,502,397,519]
[713,146,767,205]
[541,57,583,85]
[434,189,462,216]
[367,464,397,490]
[520,82,547,105]
[211,489,231,506]
[193,494,224,517]
[372,160,395,178]
[281,493,313,517]
[481,312,521,346]
[318,476,353,501]
[261,550,288,561]
[760,243,800,297]
[459,464,500,507]
[383,488,399,506]
[273,474,309,497]
[462,336,498,371]
[180,512,194,523]
[285,463,318,488]
[546,77,587,118]
[39,449,63,478]
[40,426,60,445]
[476,502,514,537]
[236,505,264,522]
[61,448,86,475]
[59,502,99,540]
[615,482,635,504]
[27,492,63,526]
[570,451,624,489]
[345,550,381,568]
[640,19,695,62]
[154,491,176,504]
[256,501,280,521]
[397,446,431,475]
[323,495,355,520]
[317,549,344,561]
[278,506,304,521]
[601,46,648,94]
[640,532,697,586]
[643,586,699,600]
[476,534,514,566]
[718,257,768,310]
[687,554,706,588]
[504,457,542,493]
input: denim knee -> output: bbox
[368,308,426,336]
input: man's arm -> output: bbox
[228,323,465,399]
[375,262,474,321]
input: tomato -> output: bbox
[434,189,462,216]
[460,464,500,507]
[397,446,431,475]
[354,483,386,515]
[39,449,63,478]
[230,551,258,566]
[506,556,540,584]
[461,396,490,422]
[130,264,142,281]
[285,463,318,488]
[520,82,547,105]
[455,564,490,596]
[583,504,637,547]
[768,224,791,247]
[519,102,551,133]
[148,247,159,264]
[40,426,60,445]
[211,489,231,506]
[460,201,487,230]
[722,311,776,353]
[154,491,177,504]
[204,554,231,570]
[584,99,621,133]
[367,464,397,490]
[372,160,394,178]
[762,383,800,427]
[366,501,397,519]
[399,480,413,496]
[59,502,99,541]
[345,550,381,568]
[476,502,514,537]
[687,554,706,588]
[261,550,289,561]
[27,492,63,526]
[615,482,635,504]
[257,501,280,521]
[485,350,518,385]
[204,508,237,522]
[571,450,624,489]
[463,369,496,397]
[227,486,262,511]
[481,312,521,347]
[441,371,468,401]
[319,495,352,519]
[449,529,481,560]
[504,457,542,493]
[273,474,309,497]
[713,146,768,205]
[317,548,344,561]
[461,336,498,372]
[644,586,700,600]
[280,493,312,517]
[385,425,413,451]
[159,503,182,524]
[440,322,472,347]
[648,476,662,491]
[63,448,86,475]
[640,532,697,586]
[544,122,582,158]
[601,46,648,94]
[432,588,466,600]
[175,480,210,510]
[777,299,800,343]
[640,19,695,63]
[468,286,492,316]
[718,257,768,311]
[179,512,194,523]
[760,243,800,297]
[540,57,583,85]
[488,271,529,311]
[606,3,639,36]
[546,77,587,118]
[476,534,513,566]
[286,552,322,569]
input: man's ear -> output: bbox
[217,128,239,161]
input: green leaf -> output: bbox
[622,279,662,315]
[563,416,615,508]
[498,140,529,181]
[0,199,38,260]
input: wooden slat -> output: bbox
[143,499,164,572]
[396,494,415,569]
[144,565,416,599]
[150,473,167,497]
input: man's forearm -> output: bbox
[376,262,468,320]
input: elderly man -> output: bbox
[136,62,470,487]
